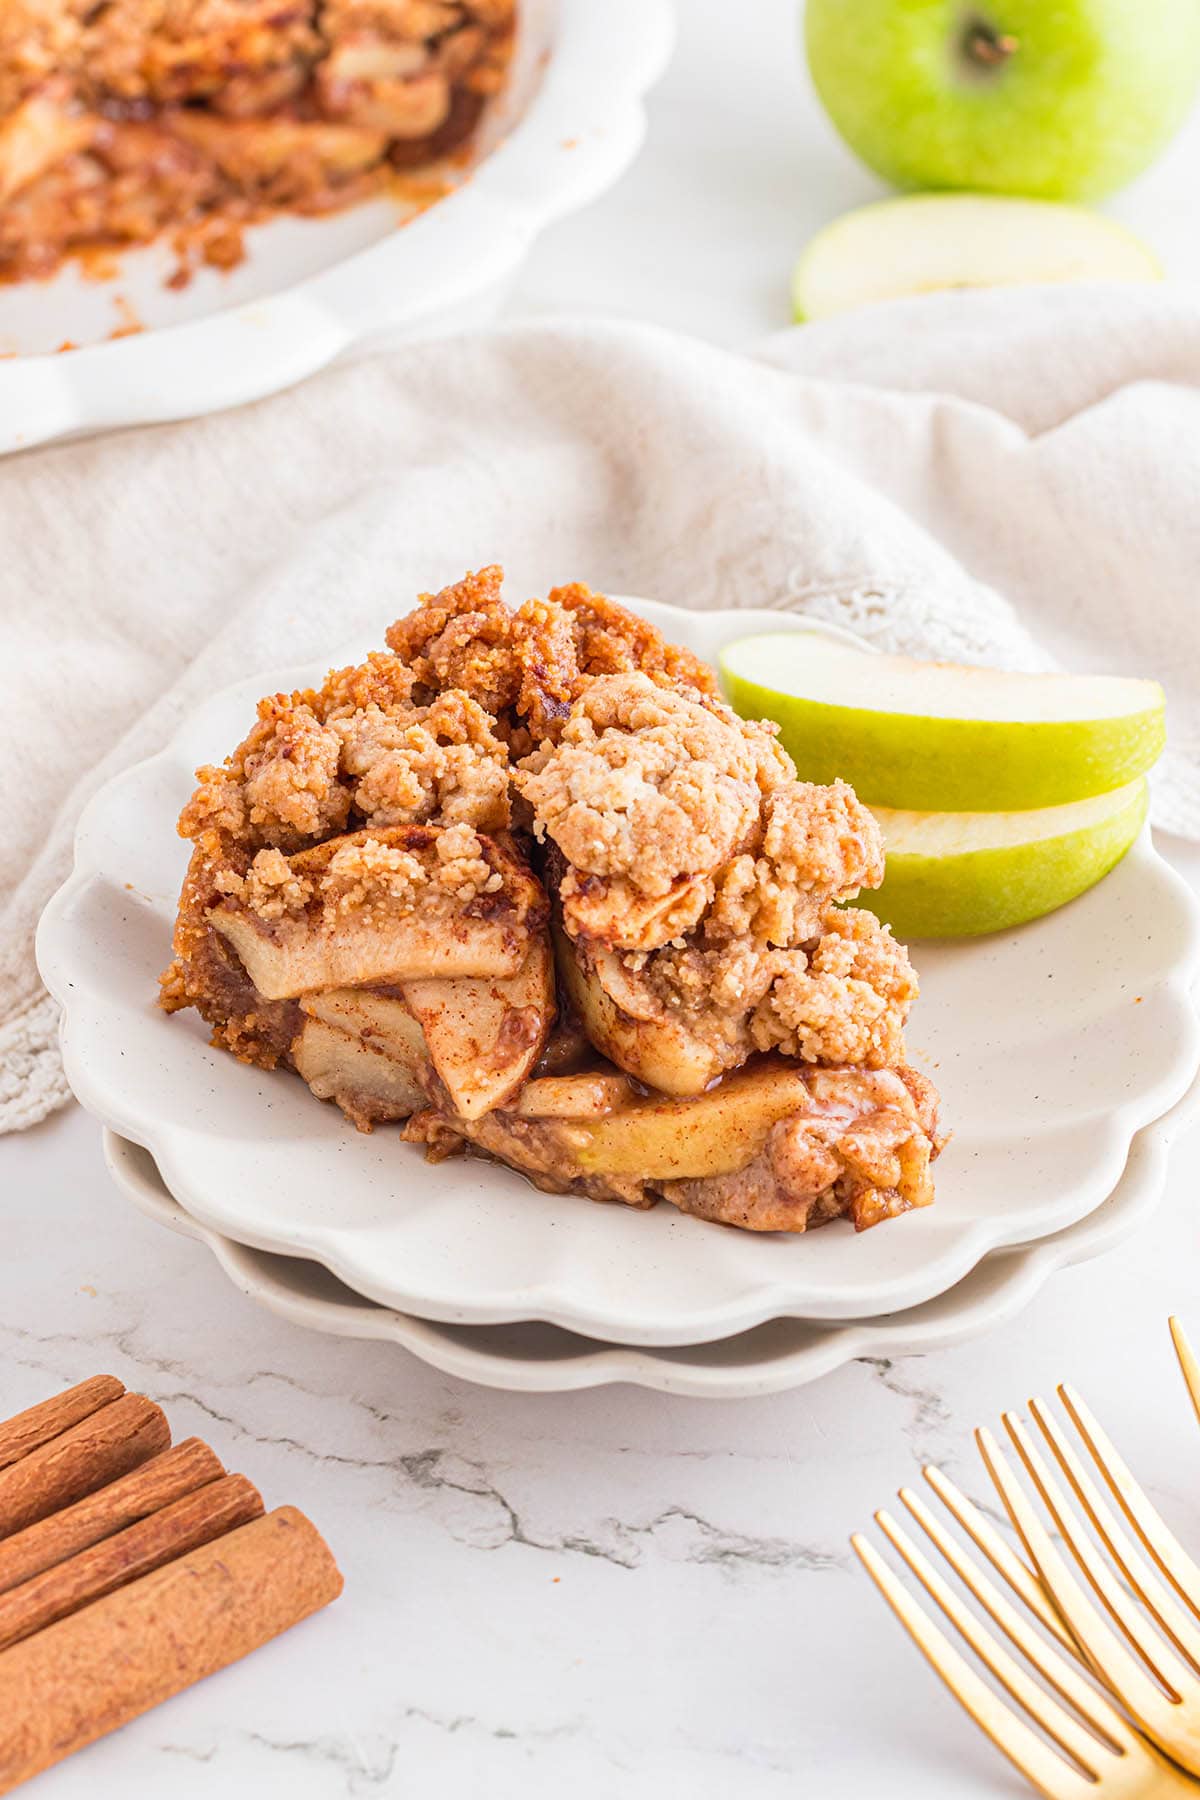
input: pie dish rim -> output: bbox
[0,0,674,453]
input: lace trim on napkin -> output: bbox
[778,575,1047,672]
[0,987,71,1134]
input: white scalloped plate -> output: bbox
[102,1069,1200,1396]
[0,0,673,453]
[37,597,1200,1346]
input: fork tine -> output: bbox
[981,1423,1178,1715]
[922,1463,1077,1652]
[852,1531,1095,1799]
[1004,1409,1190,1695]
[1032,1392,1200,1671]
[877,1508,1115,1777]
[1170,1317,1200,1432]
[1058,1379,1200,1622]
[898,1485,1132,1752]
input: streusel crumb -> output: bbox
[385,570,719,749]
[750,909,918,1068]
[706,781,884,948]
[621,905,917,1073]
[385,566,519,717]
[214,847,312,922]
[517,674,773,900]
[319,838,429,917]
[518,674,883,954]
[179,671,512,856]
[332,690,510,833]
[315,826,502,918]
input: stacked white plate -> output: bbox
[37,600,1200,1395]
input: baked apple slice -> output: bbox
[401,938,554,1120]
[555,928,727,1098]
[413,1056,813,1179]
[561,1057,815,1178]
[407,1059,941,1232]
[512,1070,637,1118]
[209,824,547,999]
[298,939,553,1122]
[301,986,429,1073]
[291,1017,427,1128]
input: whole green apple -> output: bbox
[805,0,1200,200]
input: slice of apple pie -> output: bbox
[162,566,943,1232]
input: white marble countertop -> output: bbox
[7,4,1200,1795]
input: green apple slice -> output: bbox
[861,779,1148,939]
[720,633,1164,813]
[792,195,1161,322]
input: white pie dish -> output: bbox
[0,0,673,454]
[37,597,1200,1346]
[101,1069,1200,1396]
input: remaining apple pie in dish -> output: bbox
[161,567,943,1234]
[0,0,514,283]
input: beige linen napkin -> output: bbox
[4,284,1198,1132]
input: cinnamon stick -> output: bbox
[0,1507,343,1794]
[0,1395,169,1539]
[0,1377,124,1472]
[0,1438,223,1595]
[0,1472,263,1654]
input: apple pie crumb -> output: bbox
[517,672,884,954]
[619,905,917,1074]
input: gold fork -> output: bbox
[973,1328,1200,1776]
[853,1498,1194,1796]
[852,1318,1200,1793]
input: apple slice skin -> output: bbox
[720,653,1165,815]
[861,780,1147,939]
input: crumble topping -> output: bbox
[706,781,884,946]
[214,845,311,921]
[749,909,917,1067]
[517,671,883,955]
[215,822,503,926]
[617,905,917,1073]
[517,675,776,900]
[386,565,520,717]
[181,698,345,849]
[242,700,351,846]
[385,566,720,749]
[332,690,510,832]
[180,675,510,853]
[321,823,500,911]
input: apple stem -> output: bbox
[963,20,1019,70]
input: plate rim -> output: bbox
[100,1068,1200,1398]
[0,0,675,454]
[38,596,1200,1344]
